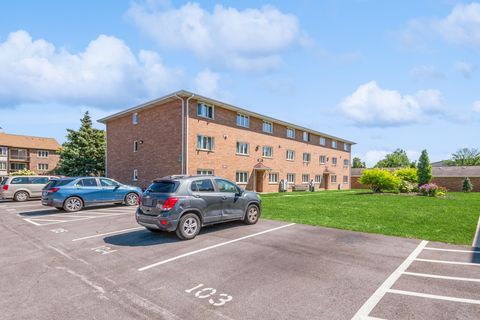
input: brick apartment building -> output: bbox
[0,132,61,179]
[99,90,355,192]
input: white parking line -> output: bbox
[387,289,480,305]
[424,247,480,254]
[403,271,480,283]
[351,240,428,320]
[72,227,144,242]
[138,223,296,271]
[473,216,480,247]
[415,258,480,266]
[23,211,133,226]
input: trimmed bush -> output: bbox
[359,169,401,193]
[9,169,37,176]
[394,168,418,193]
[463,177,473,192]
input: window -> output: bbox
[31,177,49,184]
[286,150,295,161]
[37,163,49,171]
[344,143,349,151]
[37,150,48,158]
[287,173,295,184]
[343,175,349,184]
[236,142,249,155]
[303,132,311,142]
[147,181,179,193]
[216,179,240,193]
[133,141,138,152]
[303,153,311,163]
[331,175,337,183]
[262,121,273,133]
[133,113,138,125]
[344,159,349,167]
[76,178,98,187]
[100,178,119,187]
[236,114,249,128]
[319,137,326,146]
[10,163,26,171]
[133,169,138,181]
[262,146,273,158]
[320,155,326,164]
[0,147,7,156]
[197,103,214,119]
[332,140,337,149]
[269,172,279,183]
[286,128,295,139]
[302,174,310,183]
[197,169,213,175]
[235,172,248,184]
[332,157,337,166]
[11,177,31,184]
[191,179,215,192]
[0,161,6,170]
[315,175,322,183]
[197,135,215,151]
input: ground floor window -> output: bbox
[236,171,248,184]
[37,163,49,171]
[133,169,138,181]
[343,175,349,184]
[197,169,214,175]
[287,173,295,184]
[315,175,322,183]
[0,161,6,170]
[268,172,279,183]
[302,174,310,183]
[10,162,26,171]
[331,175,337,183]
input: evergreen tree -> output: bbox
[57,112,105,176]
[462,177,473,192]
[417,149,432,186]
[352,157,366,168]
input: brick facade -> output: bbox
[101,91,354,192]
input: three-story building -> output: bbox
[99,90,355,192]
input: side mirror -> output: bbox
[236,189,244,196]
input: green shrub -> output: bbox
[359,169,401,193]
[417,150,432,186]
[9,169,37,176]
[394,168,418,193]
[462,177,473,192]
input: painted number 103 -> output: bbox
[185,284,233,307]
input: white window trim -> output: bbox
[262,146,273,158]
[319,137,326,146]
[332,140,337,149]
[133,169,138,181]
[133,113,138,125]
[287,173,295,184]
[262,121,273,134]
[344,143,349,151]
[236,171,249,184]
[286,128,295,139]
[314,175,322,184]
[268,172,279,184]
[236,142,250,156]
[303,132,310,142]
[37,150,49,158]
[332,157,338,167]
[320,155,326,164]
[197,135,215,151]
[197,169,214,175]
[286,149,295,161]
[37,163,49,171]
[343,176,349,184]
[302,174,310,184]
[331,175,337,183]
[303,153,311,163]
[236,113,250,128]
[197,102,215,120]
[133,141,138,152]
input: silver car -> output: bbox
[0,176,53,201]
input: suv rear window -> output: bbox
[1,178,7,185]
[43,179,74,190]
[147,181,179,193]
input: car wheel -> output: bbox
[14,191,29,202]
[124,192,139,206]
[176,213,201,240]
[146,227,162,233]
[63,197,83,212]
[244,204,260,225]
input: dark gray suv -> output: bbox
[136,175,261,240]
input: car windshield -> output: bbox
[43,178,74,190]
[147,181,179,193]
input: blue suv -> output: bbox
[42,177,142,212]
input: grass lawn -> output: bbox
[260,190,480,245]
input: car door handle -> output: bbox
[221,196,227,200]
[193,194,201,198]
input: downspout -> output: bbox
[174,94,185,175]
[185,94,195,175]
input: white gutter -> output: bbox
[173,94,185,175]
[185,94,195,175]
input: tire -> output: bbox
[146,227,162,233]
[244,204,260,225]
[124,192,139,206]
[63,197,83,212]
[14,191,29,202]
[176,213,201,240]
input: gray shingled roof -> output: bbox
[351,166,480,177]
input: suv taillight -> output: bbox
[2,184,8,191]
[138,195,142,206]
[50,187,60,193]
[162,197,178,210]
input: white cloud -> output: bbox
[473,100,480,112]
[339,81,445,127]
[193,69,220,97]
[0,30,183,108]
[127,2,305,71]
[409,65,444,80]
[454,61,475,78]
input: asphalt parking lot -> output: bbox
[1,200,479,320]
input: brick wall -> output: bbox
[28,149,60,175]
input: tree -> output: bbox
[10,169,36,176]
[417,150,432,186]
[359,169,401,193]
[374,149,411,168]
[446,148,480,166]
[352,157,366,168]
[463,177,473,192]
[57,112,105,176]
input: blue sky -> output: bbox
[1,0,479,166]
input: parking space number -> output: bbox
[185,284,233,307]
[91,245,117,255]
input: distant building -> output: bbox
[0,132,61,179]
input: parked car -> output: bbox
[0,176,53,201]
[41,177,142,212]
[136,175,261,240]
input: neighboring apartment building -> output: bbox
[0,132,61,179]
[99,90,355,192]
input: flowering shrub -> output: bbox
[419,183,447,197]
[394,168,418,193]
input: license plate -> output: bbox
[42,191,48,196]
